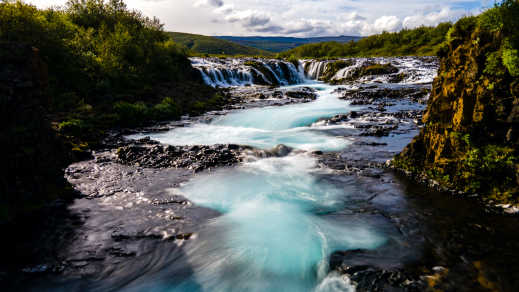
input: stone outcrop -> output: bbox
[393,16,519,203]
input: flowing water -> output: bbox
[124,82,395,291]
[132,84,357,151]
[11,56,519,292]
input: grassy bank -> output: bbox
[278,23,452,59]
[169,32,273,57]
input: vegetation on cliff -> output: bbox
[169,32,273,57]
[0,0,229,141]
[0,0,228,221]
[394,0,519,203]
[279,23,452,59]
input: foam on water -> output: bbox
[131,84,356,151]
[154,153,384,292]
[125,86,390,290]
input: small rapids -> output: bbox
[128,153,384,292]
[126,82,390,291]
[131,84,356,151]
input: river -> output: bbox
[5,57,519,292]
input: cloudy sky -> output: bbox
[27,0,494,37]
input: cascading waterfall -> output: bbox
[192,56,437,87]
[190,57,305,87]
[301,57,438,84]
[302,60,330,80]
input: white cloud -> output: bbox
[372,16,402,33]
[194,0,224,8]
[403,8,461,28]
[24,0,489,37]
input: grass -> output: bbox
[168,32,273,57]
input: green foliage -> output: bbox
[168,32,272,56]
[461,145,517,199]
[478,6,503,31]
[279,23,452,58]
[58,118,89,136]
[445,16,477,45]
[287,55,299,67]
[152,97,181,120]
[319,60,352,81]
[502,39,519,77]
[114,101,149,126]
[0,0,193,101]
[484,51,504,76]
[0,0,227,141]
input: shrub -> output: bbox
[502,39,519,77]
[58,118,89,136]
[114,101,148,126]
[151,97,181,120]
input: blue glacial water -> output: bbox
[135,84,357,151]
[127,83,387,292]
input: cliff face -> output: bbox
[0,43,72,221]
[394,11,519,203]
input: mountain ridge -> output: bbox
[215,35,363,52]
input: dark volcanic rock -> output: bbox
[340,87,431,104]
[117,143,252,172]
[330,249,425,292]
[284,87,317,100]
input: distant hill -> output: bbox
[168,32,272,56]
[278,23,452,58]
[215,36,363,52]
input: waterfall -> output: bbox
[192,57,438,86]
[190,57,306,87]
[302,60,329,80]
[301,57,439,84]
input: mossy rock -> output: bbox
[319,60,354,82]
[394,1,519,203]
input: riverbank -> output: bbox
[3,55,518,291]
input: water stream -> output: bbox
[5,57,519,292]
[126,83,389,291]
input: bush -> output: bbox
[58,118,89,136]
[0,0,193,106]
[151,97,181,120]
[114,101,148,126]
[502,39,519,77]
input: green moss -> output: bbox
[484,51,504,76]
[319,60,353,82]
[502,39,519,77]
[58,118,89,136]
[244,60,279,85]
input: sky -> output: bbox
[26,0,495,37]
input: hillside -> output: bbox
[279,23,452,58]
[393,1,519,204]
[216,36,362,52]
[169,32,272,56]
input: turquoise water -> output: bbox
[136,84,356,151]
[129,83,386,291]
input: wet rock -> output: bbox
[116,143,253,172]
[340,86,431,104]
[330,250,425,292]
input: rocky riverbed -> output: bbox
[2,57,519,292]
